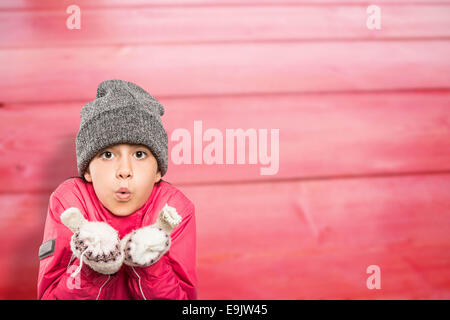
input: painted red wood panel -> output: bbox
[2,0,450,10]
[1,5,450,48]
[0,92,449,192]
[0,174,449,299]
[1,41,450,104]
[0,0,449,301]
[184,175,450,299]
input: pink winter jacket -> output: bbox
[37,177,197,300]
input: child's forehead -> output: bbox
[100,143,150,152]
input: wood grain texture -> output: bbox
[2,1,450,10]
[183,175,450,299]
[1,5,450,48]
[1,41,450,104]
[1,92,449,192]
[0,0,449,300]
[1,174,449,299]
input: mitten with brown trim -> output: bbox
[120,204,182,267]
[61,207,124,276]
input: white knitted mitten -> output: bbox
[61,207,124,276]
[121,204,182,267]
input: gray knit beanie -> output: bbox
[76,79,168,178]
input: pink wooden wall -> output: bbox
[0,0,449,299]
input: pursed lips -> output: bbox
[116,187,131,194]
[115,187,132,201]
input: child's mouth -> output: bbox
[115,192,131,201]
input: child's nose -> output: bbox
[117,159,133,179]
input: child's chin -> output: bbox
[110,209,135,217]
[108,204,136,217]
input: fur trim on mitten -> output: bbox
[121,204,182,267]
[61,207,86,233]
[156,203,182,234]
[61,207,124,276]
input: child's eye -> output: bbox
[134,151,147,159]
[100,151,114,159]
[99,151,147,160]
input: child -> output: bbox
[37,80,197,300]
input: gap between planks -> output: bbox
[1,169,449,195]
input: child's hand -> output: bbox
[120,204,182,267]
[121,226,170,267]
[61,207,124,276]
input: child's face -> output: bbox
[84,143,162,217]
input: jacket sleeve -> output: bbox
[127,201,197,300]
[37,191,111,300]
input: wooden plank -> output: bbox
[3,0,450,11]
[1,41,449,104]
[1,91,450,192]
[0,174,449,298]
[0,192,48,299]
[2,1,450,10]
[184,174,450,299]
[2,5,450,48]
